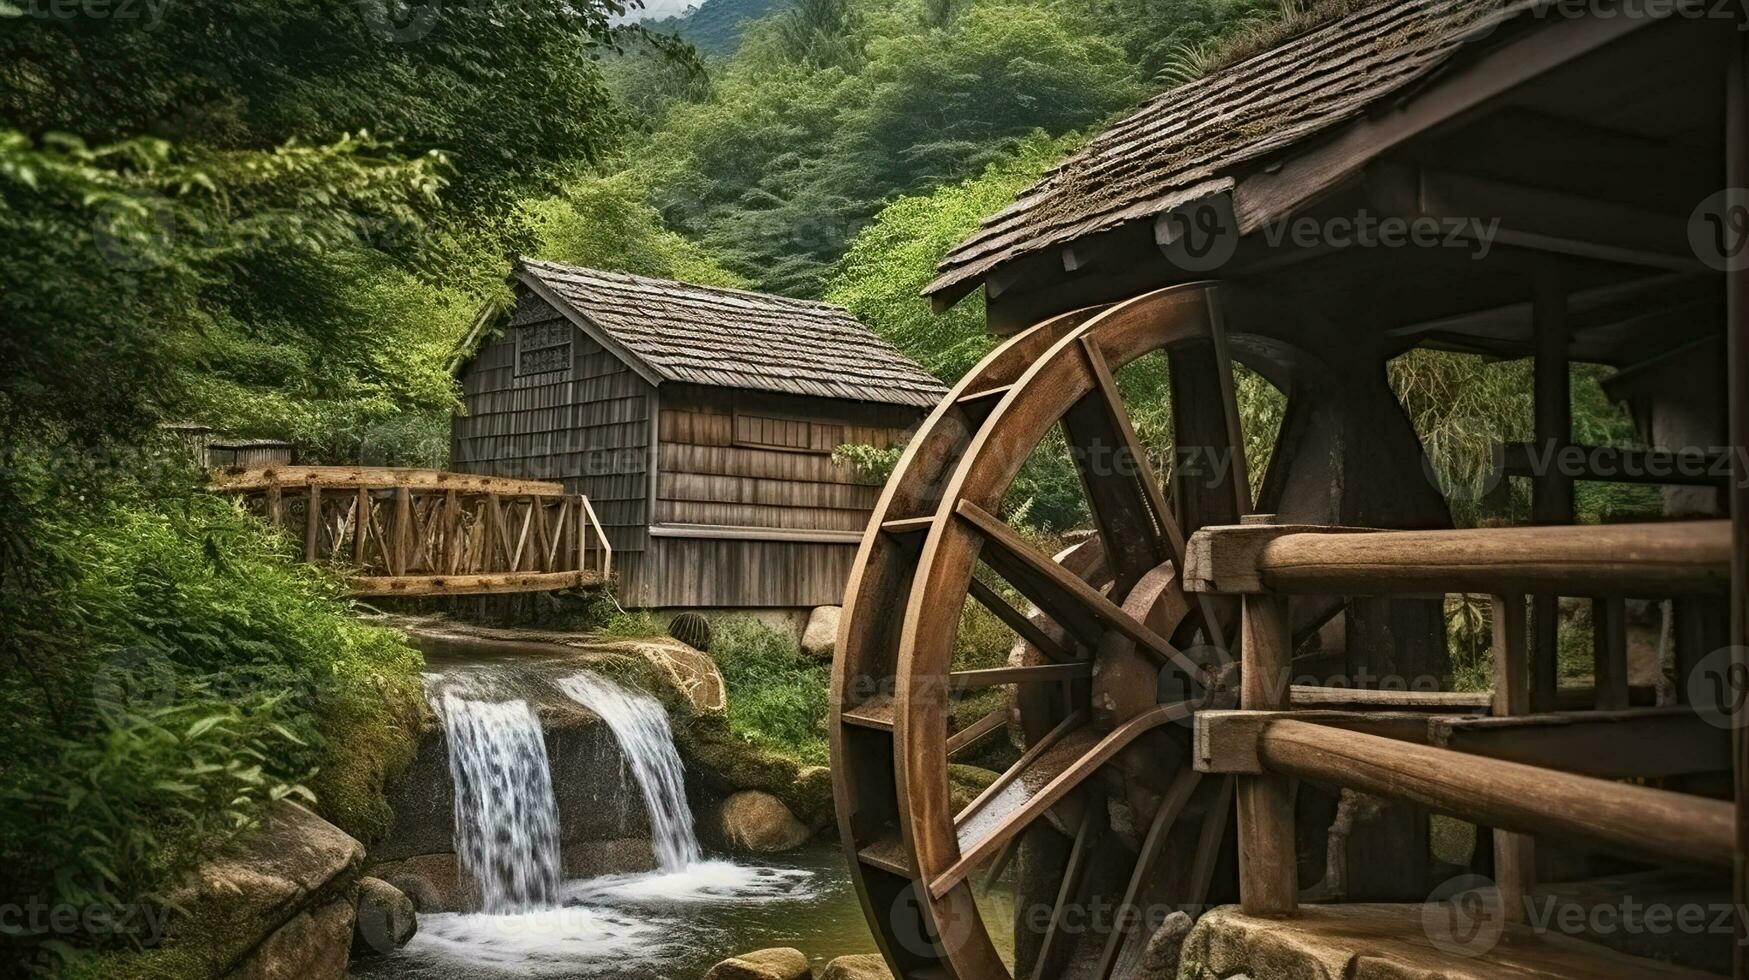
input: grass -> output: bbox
[709,616,832,766]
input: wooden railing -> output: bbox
[1185,518,1735,922]
[210,466,612,596]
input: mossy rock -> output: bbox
[948,764,1001,812]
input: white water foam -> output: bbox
[431,682,563,914]
[555,672,703,871]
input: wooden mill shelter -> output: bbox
[828,2,1749,979]
[450,258,947,610]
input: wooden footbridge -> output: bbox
[210,467,611,597]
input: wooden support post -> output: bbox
[303,483,321,563]
[1591,596,1629,711]
[576,495,587,575]
[1491,593,1533,922]
[1237,593,1296,916]
[393,486,413,577]
[1531,269,1573,715]
[264,482,282,527]
[353,488,369,565]
[444,489,460,574]
[1727,31,1749,980]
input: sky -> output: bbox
[616,0,697,20]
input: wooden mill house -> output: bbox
[450,258,947,612]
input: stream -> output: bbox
[357,641,1015,978]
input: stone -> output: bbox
[617,638,729,717]
[1135,910,1193,979]
[351,877,417,957]
[164,801,364,976]
[719,790,811,853]
[224,897,353,980]
[704,947,811,980]
[947,764,1000,812]
[366,854,462,913]
[819,953,894,980]
[800,605,841,660]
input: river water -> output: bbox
[358,639,1014,978]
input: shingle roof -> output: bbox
[517,258,948,409]
[926,0,1524,299]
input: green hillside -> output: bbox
[646,0,795,55]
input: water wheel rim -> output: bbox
[835,282,1262,978]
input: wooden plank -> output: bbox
[1592,595,1630,711]
[956,500,1200,677]
[1236,593,1296,916]
[349,570,599,596]
[1257,719,1736,871]
[1731,33,1749,980]
[1429,708,1730,780]
[303,484,321,562]
[1187,521,1731,596]
[842,695,895,731]
[932,702,1193,899]
[967,577,1075,663]
[948,662,1093,693]
[1501,443,1731,489]
[946,708,1008,760]
[212,466,568,497]
[1289,686,1490,712]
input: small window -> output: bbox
[516,320,572,376]
[733,410,840,454]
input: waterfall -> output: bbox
[555,672,703,872]
[431,684,563,913]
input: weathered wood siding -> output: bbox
[451,291,653,555]
[629,538,861,609]
[654,384,913,532]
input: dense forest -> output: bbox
[0,0,1653,974]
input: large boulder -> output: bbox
[705,947,811,980]
[225,898,353,980]
[800,606,841,660]
[162,800,364,978]
[351,877,417,957]
[1135,911,1193,979]
[819,953,893,980]
[719,790,811,853]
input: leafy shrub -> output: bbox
[0,466,422,968]
[710,616,830,765]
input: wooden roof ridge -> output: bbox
[924,0,1540,301]
[511,257,949,409]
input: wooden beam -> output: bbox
[1234,6,1673,232]
[211,466,567,497]
[1236,593,1296,916]
[1197,709,1441,774]
[349,570,600,597]
[1185,521,1732,597]
[947,662,1093,694]
[1531,270,1573,715]
[1728,33,1749,980]
[1417,169,1696,270]
[946,708,1009,760]
[1501,443,1732,489]
[1429,707,1730,780]
[1256,719,1735,871]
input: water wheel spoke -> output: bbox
[1062,337,1183,594]
[934,700,1197,899]
[1030,800,1101,980]
[1184,776,1235,915]
[956,500,1199,678]
[968,576,1077,663]
[947,707,1009,760]
[1093,767,1203,979]
[1166,306,1251,533]
[949,662,1092,694]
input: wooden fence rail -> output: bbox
[210,466,611,596]
[1184,518,1735,922]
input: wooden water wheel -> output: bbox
[831,281,1451,978]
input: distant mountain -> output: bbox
[644,0,794,56]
